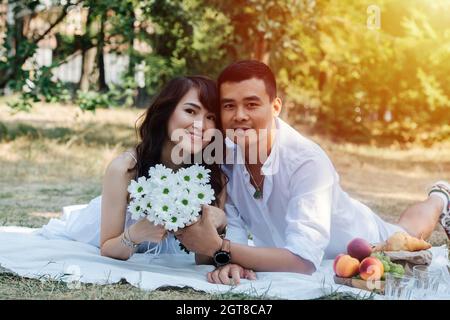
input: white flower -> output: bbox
[175,188,195,209]
[176,165,209,184]
[153,183,181,199]
[148,164,174,185]
[140,194,154,216]
[186,211,201,226]
[152,199,174,219]
[164,220,181,232]
[147,213,164,226]
[190,164,211,184]
[177,167,195,185]
[127,176,149,199]
[128,198,145,220]
[164,212,191,232]
[189,183,215,206]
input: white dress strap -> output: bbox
[126,151,137,163]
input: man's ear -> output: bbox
[272,97,282,117]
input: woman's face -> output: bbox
[167,88,217,155]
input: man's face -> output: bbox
[220,78,281,150]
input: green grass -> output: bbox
[0,101,449,300]
[0,271,279,300]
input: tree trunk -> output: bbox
[253,32,270,65]
[78,7,95,92]
[79,47,96,92]
[96,11,107,92]
[0,2,11,90]
[127,6,136,77]
[7,3,26,88]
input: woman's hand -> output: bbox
[128,218,167,244]
[207,264,257,285]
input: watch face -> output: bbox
[214,251,230,265]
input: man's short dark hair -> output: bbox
[217,60,277,101]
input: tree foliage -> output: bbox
[1,0,449,145]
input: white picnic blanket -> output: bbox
[0,226,448,300]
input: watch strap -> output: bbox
[221,239,231,253]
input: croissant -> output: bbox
[373,232,432,252]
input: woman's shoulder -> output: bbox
[105,149,137,177]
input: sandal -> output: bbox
[428,180,450,240]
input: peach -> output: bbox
[347,238,373,262]
[333,254,345,274]
[359,257,384,281]
[333,254,360,278]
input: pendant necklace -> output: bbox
[245,164,264,199]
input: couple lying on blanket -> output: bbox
[40,60,450,286]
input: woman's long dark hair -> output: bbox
[131,76,225,206]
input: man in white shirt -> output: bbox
[176,60,450,285]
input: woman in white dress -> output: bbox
[40,76,228,261]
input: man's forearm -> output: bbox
[227,242,316,274]
[195,253,214,265]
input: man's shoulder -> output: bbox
[277,118,329,162]
[276,119,338,185]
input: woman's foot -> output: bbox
[428,180,450,240]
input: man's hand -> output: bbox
[203,205,227,232]
[175,208,223,257]
[207,264,257,285]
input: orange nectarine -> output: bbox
[333,254,360,278]
[359,257,384,281]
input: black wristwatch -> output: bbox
[213,239,231,267]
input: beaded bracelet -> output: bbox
[121,227,139,250]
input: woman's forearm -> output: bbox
[100,233,135,260]
[100,220,157,260]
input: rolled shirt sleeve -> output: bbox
[283,155,335,270]
[224,198,249,245]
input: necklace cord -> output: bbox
[245,164,264,192]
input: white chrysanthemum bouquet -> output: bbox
[127,164,215,232]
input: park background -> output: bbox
[0,0,449,299]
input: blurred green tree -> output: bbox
[1,0,449,144]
